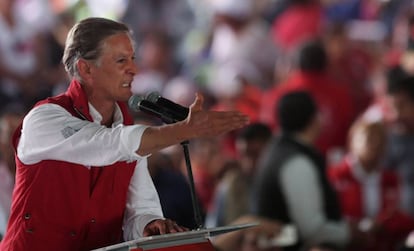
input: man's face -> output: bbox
[350,126,386,171]
[389,91,414,133]
[88,33,138,102]
[236,139,268,175]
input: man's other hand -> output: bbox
[143,219,189,237]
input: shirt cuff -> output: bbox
[120,124,151,159]
[123,214,164,241]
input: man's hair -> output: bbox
[237,122,272,142]
[387,74,414,101]
[297,40,327,72]
[62,17,131,79]
[277,91,317,133]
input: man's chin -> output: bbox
[122,89,133,100]
[118,93,132,103]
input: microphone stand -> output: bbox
[144,106,204,230]
[180,140,204,230]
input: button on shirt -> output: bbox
[16,102,164,240]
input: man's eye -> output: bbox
[117,58,126,63]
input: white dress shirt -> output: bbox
[17,103,164,240]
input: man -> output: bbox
[329,118,414,251]
[253,91,361,251]
[385,75,414,218]
[260,40,355,157]
[0,17,248,251]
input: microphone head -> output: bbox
[128,95,145,112]
[145,91,162,103]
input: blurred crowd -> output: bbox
[2,0,414,250]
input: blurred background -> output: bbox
[2,0,414,250]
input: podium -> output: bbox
[91,223,258,251]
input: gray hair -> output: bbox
[62,17,132,79]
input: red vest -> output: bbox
[1,80,136,251]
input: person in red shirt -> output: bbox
[270,0,323,52]
[329,118,414,251]
[260,39,356,157]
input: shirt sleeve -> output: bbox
[123,158,164,240]
[17,103,148,166]
[279,155,350,247]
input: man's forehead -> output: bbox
[101,34,135,54]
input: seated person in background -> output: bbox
[0,104,26,240]
[147,151,198,229]
[329,118,414,251]
[252,91,368,251]
[206,123,272,228]
[384,75,414,218]
[260,40,356,158]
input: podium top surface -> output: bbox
[91,222,259,251]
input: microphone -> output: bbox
[128,95,178,124]
[145,92,189,122]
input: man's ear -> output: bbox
[77,59,92,82]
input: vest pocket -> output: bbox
[20,213,82,251]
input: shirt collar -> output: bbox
[88,102,124,127]
[66,79,93,121]
[66,79,133,125]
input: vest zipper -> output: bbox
[74,107,89,121]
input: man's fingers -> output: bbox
[206,111,250,133]
[143,219,167,236]
[189,93,204,112]
[165,219,178,233]
[143,219,188,237]
[165,219,188,233]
